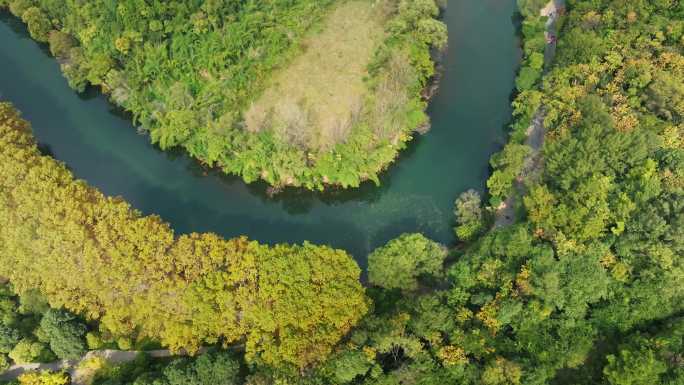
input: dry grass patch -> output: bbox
[244,0,386,151]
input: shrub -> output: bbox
[47,31,75,59]
[17,371,69,385]
[0,325,21,353]
[454,189,485,241]
[0,353,10,371]
[9,339,53,364]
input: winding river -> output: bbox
[0,0,521,265]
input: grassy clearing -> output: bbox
[244,0,386,151]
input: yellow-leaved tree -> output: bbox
[0,102,369,370]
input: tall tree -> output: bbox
[368,233,447,290]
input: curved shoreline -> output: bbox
[0,0,520,256]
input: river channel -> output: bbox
[0,0,521,264]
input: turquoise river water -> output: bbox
[0,0,521,265]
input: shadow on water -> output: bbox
[259,135,425,213]
[77,86,103,102]
[0,0,522,261]
[37,143,54,158]
[512,9,525,39]
[0,11,24,34]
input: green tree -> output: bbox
[38,309,87,360]
[646,71,684,122]
[0,353,10,372]
[487,143,531,200]
[515,66,542,91]
[368,233,447,290]
[328,351,373,384]
[18,289,49,315]
[21,7,51,42]
[47,31,75,59]
[454,189,485,241]
[604,345,667,385]
[160,352,241,385]
[8,0,33,17]
[481,358,522,385]
[0,324,21,353]
[0,284,20,326]
[8,339,53,364]
[517,0,548,18]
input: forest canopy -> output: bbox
[0,0,447,190]
[1,0,683,384]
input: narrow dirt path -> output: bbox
[0,349,201,384]
[493,0,564,227]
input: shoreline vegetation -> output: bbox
[0,0,447,191]
[0,102,369,371]
[493,0,563,228]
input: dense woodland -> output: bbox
[0,102,368,372]
[0,0,683,384]
[0,0,447,190]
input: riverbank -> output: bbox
[0,0,521,257]
[0,0,448,191]
[494,0,564,227]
